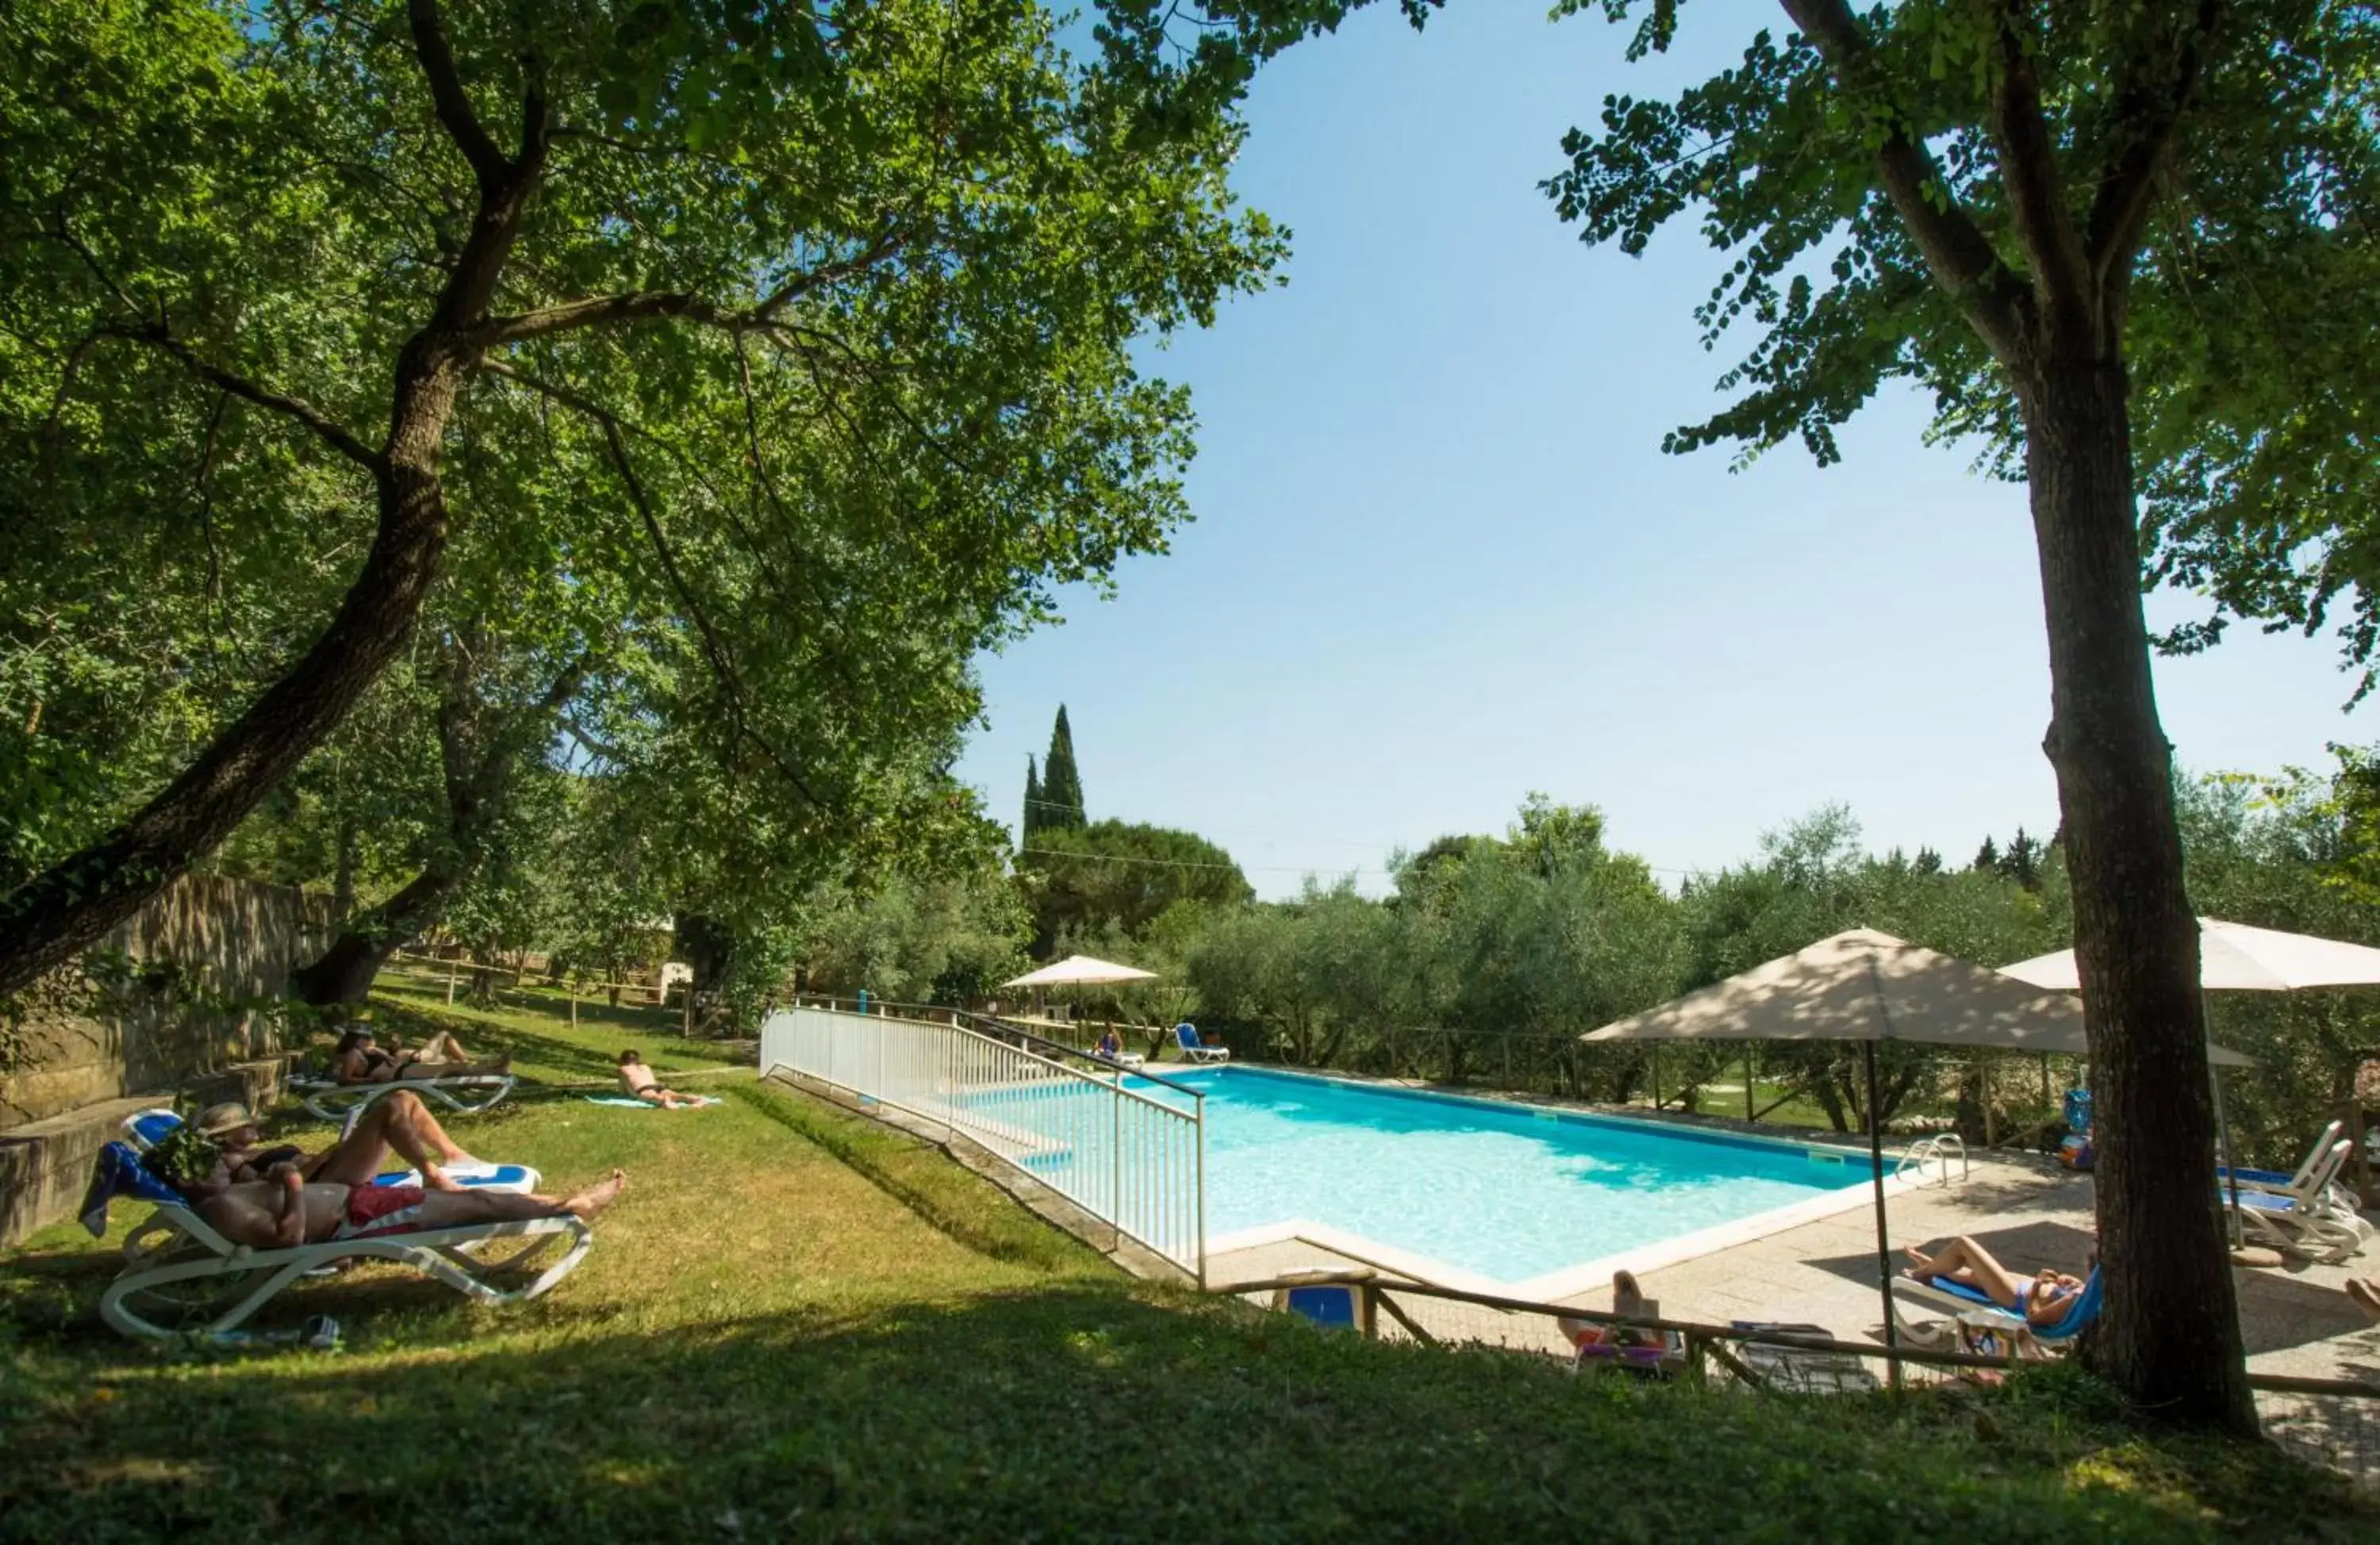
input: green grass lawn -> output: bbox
[4,998,2373,1542]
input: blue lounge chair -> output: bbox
[1173,1023,1229,1064]
[1891,1265,2102,1357]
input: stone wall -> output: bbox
[1,872,336,1131]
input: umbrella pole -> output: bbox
[2202,987,2244,1249]
[1864,1040,1902,1390]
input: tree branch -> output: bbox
[406,0,509,190]
[1987,1,2093,331]
[485,363,822,810]
[1779,0,2032,361]
[110,324,382,471]
[466,229,906,350]
[2082,0,2225,296]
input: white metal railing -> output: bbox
[759,1005,1207,1279]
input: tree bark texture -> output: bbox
[2021,358,2255,1433]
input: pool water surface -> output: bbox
[1141,1066,1878,1284]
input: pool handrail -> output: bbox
[777,992,1212,1098]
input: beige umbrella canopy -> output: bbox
[1001,954,1159,990]
[2003,916,2365,1245]
[1583,928,2251,1064]
[1580,928,2248,1366]
[2003,918,2380,994]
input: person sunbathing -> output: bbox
[332,1026,509,1085]
[1905,1236,2088,1327]
[199,1167,626,1250]
[617,1050,703,1109]
[1094,1028,1124,1060]
[1556,1270,1663,1351]
[181,1095,484,1201]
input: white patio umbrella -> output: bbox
[1582,929,2254,1373]
[1000,955,1159,988]
[2003,918,2372,1243]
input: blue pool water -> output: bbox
[1142,1067,1876,1282]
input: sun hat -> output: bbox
[194,1101,258,1137]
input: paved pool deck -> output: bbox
[1210,1147,2380,1387]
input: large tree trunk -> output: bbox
[292,862,462,1005]
[2023,357,2255,1433]
[0,5,545,1001]
[0,454,453,997]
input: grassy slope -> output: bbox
[2,996,2370,1543]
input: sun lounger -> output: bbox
[2229,1171,2369,1263]
[289,1072,516,1122]
[1728,1321,1880,1394]
[1891,1266,2102,1357]
[120,1108,541,1194]
[1173,1023,1229,1064]
[2218,1134,2372,1256]
[78,1141,590,1342]
[2219,1121,2347,1200]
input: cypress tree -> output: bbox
[1041,705,1086,830]
[1023,756,1042,840]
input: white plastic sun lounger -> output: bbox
[289,1072,517,1122]
[2226,1143,2367,1262]
[99,1201,593,1342]
[83,1140,586,1341]
[2217,1129,2373,1255]
[1891,1267,2102,1358]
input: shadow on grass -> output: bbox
[6,1281,2370,1544]
[359,996,748,1086]
[726,1083,1100,1276]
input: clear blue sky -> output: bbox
[957,1,2364,899]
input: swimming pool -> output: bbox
[1142,1066,1880,1288]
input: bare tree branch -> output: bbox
[2083,1,2225,296]
[406,0,508,190]
[1779,0,2033,362]
[109,324,383,470]
[1987,1,2094,332]
[466,228,906,350]
[483,362,823,809]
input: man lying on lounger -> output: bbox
[199,1167,627,1250]
[1904,1236,2089,1326]
[616,1050,704,1108]
[332,1026,510,1084]
[178,1095,486,1200]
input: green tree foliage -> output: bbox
[1018,819,1253,955]
[1036,705,1088,833]
[797,868,1031,1008]
[1022,757,1044,842]
[2172,763,2380,1171]
[1184,797,1684,1084]
[1679,807,2059,1133]
[0,0,1282,997]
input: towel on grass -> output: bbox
[582,1095,720,1109]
